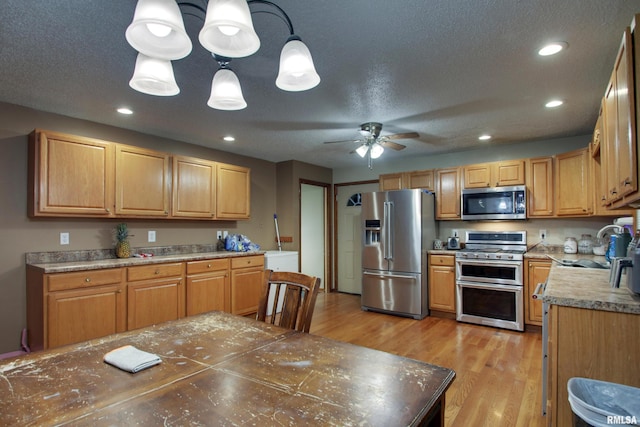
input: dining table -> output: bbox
[0,311,455,426]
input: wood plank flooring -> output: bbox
[309,292,546,427]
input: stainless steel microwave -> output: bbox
[461,185,526,220]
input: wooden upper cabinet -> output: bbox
[555,148,592,216]
[172,156,216,218]
[407,170,434,190]
[526,157,554,217]
[217,162,250,219]
[115,145,170,217]
[602,24,638,208]
[435,167,461,219]
[29,130,115,217]
[463,160,525,188]
[379,170,434,191]
[379,173,405,191]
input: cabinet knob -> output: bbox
[623,179,632,186]
[85,277,91,282]
[155,270,160,275]
[207,263,212,268]
[105,208,111,213]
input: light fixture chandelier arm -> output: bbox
[247,0,294,35]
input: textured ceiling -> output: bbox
[2,1,640,169]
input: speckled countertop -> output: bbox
[26,245,265,274]
[542,263,640,314]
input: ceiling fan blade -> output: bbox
[379,140,406,150]
[385,132,419,140]
[323,139,363,144]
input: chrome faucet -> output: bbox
[596,224,624,239]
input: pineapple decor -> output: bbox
[115,223,132,258]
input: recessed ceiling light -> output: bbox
[538,42,568,56]
[545,100,564,108]
[478,135,491,141]
[117,107,133,115]
[223,136,235,142]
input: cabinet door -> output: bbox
[172,156,216,218]
[526,157,554,217]
[48,284,125,348]
[428,255,456,313]
[435,168,461,219]
[495,160,525,186]
[525,260,550,326]
[186,270,229,315]
[230,267,264,315]
[379,173,405,190]
[216,163,250,219]
[115,145,170,216]
[463,164,491,188]
[29,130,114,217]
[127,278,184,330]
[555,148,592,216]
[407,170,434,190]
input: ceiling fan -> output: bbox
[324,122,419,168]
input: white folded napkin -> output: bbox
[104,345,161,373]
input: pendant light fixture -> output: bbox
[207,57,247,110]
[125,0,320,110]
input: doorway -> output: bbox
[334,181,378,294]
[300,181,330,290]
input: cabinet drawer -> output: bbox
[231,255,264,269]
[48,268,123,292]
[187,258,229,275]
[430,255,454,266]
[127,263,184,282]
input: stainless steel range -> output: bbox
[455,230,527,331]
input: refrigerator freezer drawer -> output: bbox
[361,270,422,318]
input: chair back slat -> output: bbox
[256,270,321,333]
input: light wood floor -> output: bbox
[309,292,546,427]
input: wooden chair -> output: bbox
[256,270,321,333]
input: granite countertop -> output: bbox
[543,262,640,314]
[27,249,265,274]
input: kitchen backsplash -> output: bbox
[437,216,635,249]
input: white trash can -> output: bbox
[567,377,640,427]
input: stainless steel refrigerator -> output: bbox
[361,189,437,319]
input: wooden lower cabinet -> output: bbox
[27,255,265,350]
[26,267,126,351]
[524,259,550,326]
[428,254,456,313]
[547,305,640,426]
[186,258,230,315]
[230,255,265,315]
[126,263,185,330]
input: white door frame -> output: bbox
[299,180,331,291]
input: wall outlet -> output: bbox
[223,230,228,238]
[539,229,548,240]
[451,229,459,238]
[60,232,69,245]
[216,230,222,240]
[148,230,156,243]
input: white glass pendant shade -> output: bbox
[129,53,180,96]
[370,143,384,159]
[199,0,260,58]
[355,144,369,158]
[125,0,192,60]
[207,68,247,110]
[276,37,320,91]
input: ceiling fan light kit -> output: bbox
[324,122,419,169]
[126,0,320,110]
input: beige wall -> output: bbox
[0,102,290,353]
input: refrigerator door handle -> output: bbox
[384,201,393,260]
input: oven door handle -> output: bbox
[456,280,523,291]
[455,259,521,268]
